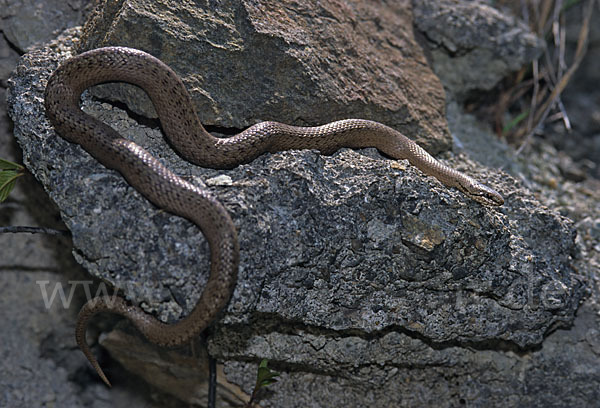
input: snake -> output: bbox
[43,46,503,387]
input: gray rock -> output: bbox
[0,0,93,51]
[0,35,20,85]
[0,69,101,408]
[0,272,88,408]
[8,18,588,408]
[222,302,600,407]
[8,1,600,407]
[413,0,544,100]
[10,33,583,346]
[1,2,187,406]
[78,0,451,155]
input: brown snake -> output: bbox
[44,46,503,386]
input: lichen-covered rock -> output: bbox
[9,35,583,348]
[6,1,592,406]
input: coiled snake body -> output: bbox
[44,46,503,386]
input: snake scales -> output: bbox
[44,46,503,386]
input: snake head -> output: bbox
[458,179,504,206]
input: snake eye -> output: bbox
[457,180,504,206]
[474,184,504,206]
[489,192,504,206]
[482,192,504,206]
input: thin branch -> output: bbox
[556,98,572,131]
[558,10,567,76]
[0,226,70,236]
[527,59,540,133]
[208,354,217,408]
[538,0,554,34]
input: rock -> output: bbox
[100,328,248,406]
[0,0,93,52]
[10,32,583,345]
[0,81,101,405]
[222,302,600,407]
[9,29,587,408]
[6,1,594,407]
[0,35,20,86]
[78,0,451,154]
[0,2,114,407]
[413,0,544,100]
[0,273,89,408]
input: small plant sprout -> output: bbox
[0,158,24,202]
[245,359,280,408]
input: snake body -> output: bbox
[44,46,503,386]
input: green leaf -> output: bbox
[0,158,25,202]
[0,158,24,171]
[502,109,530,135]
[0,170,15,186]
[0,170,23,203]
[255,359,279,389]
[0,178,16,202]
